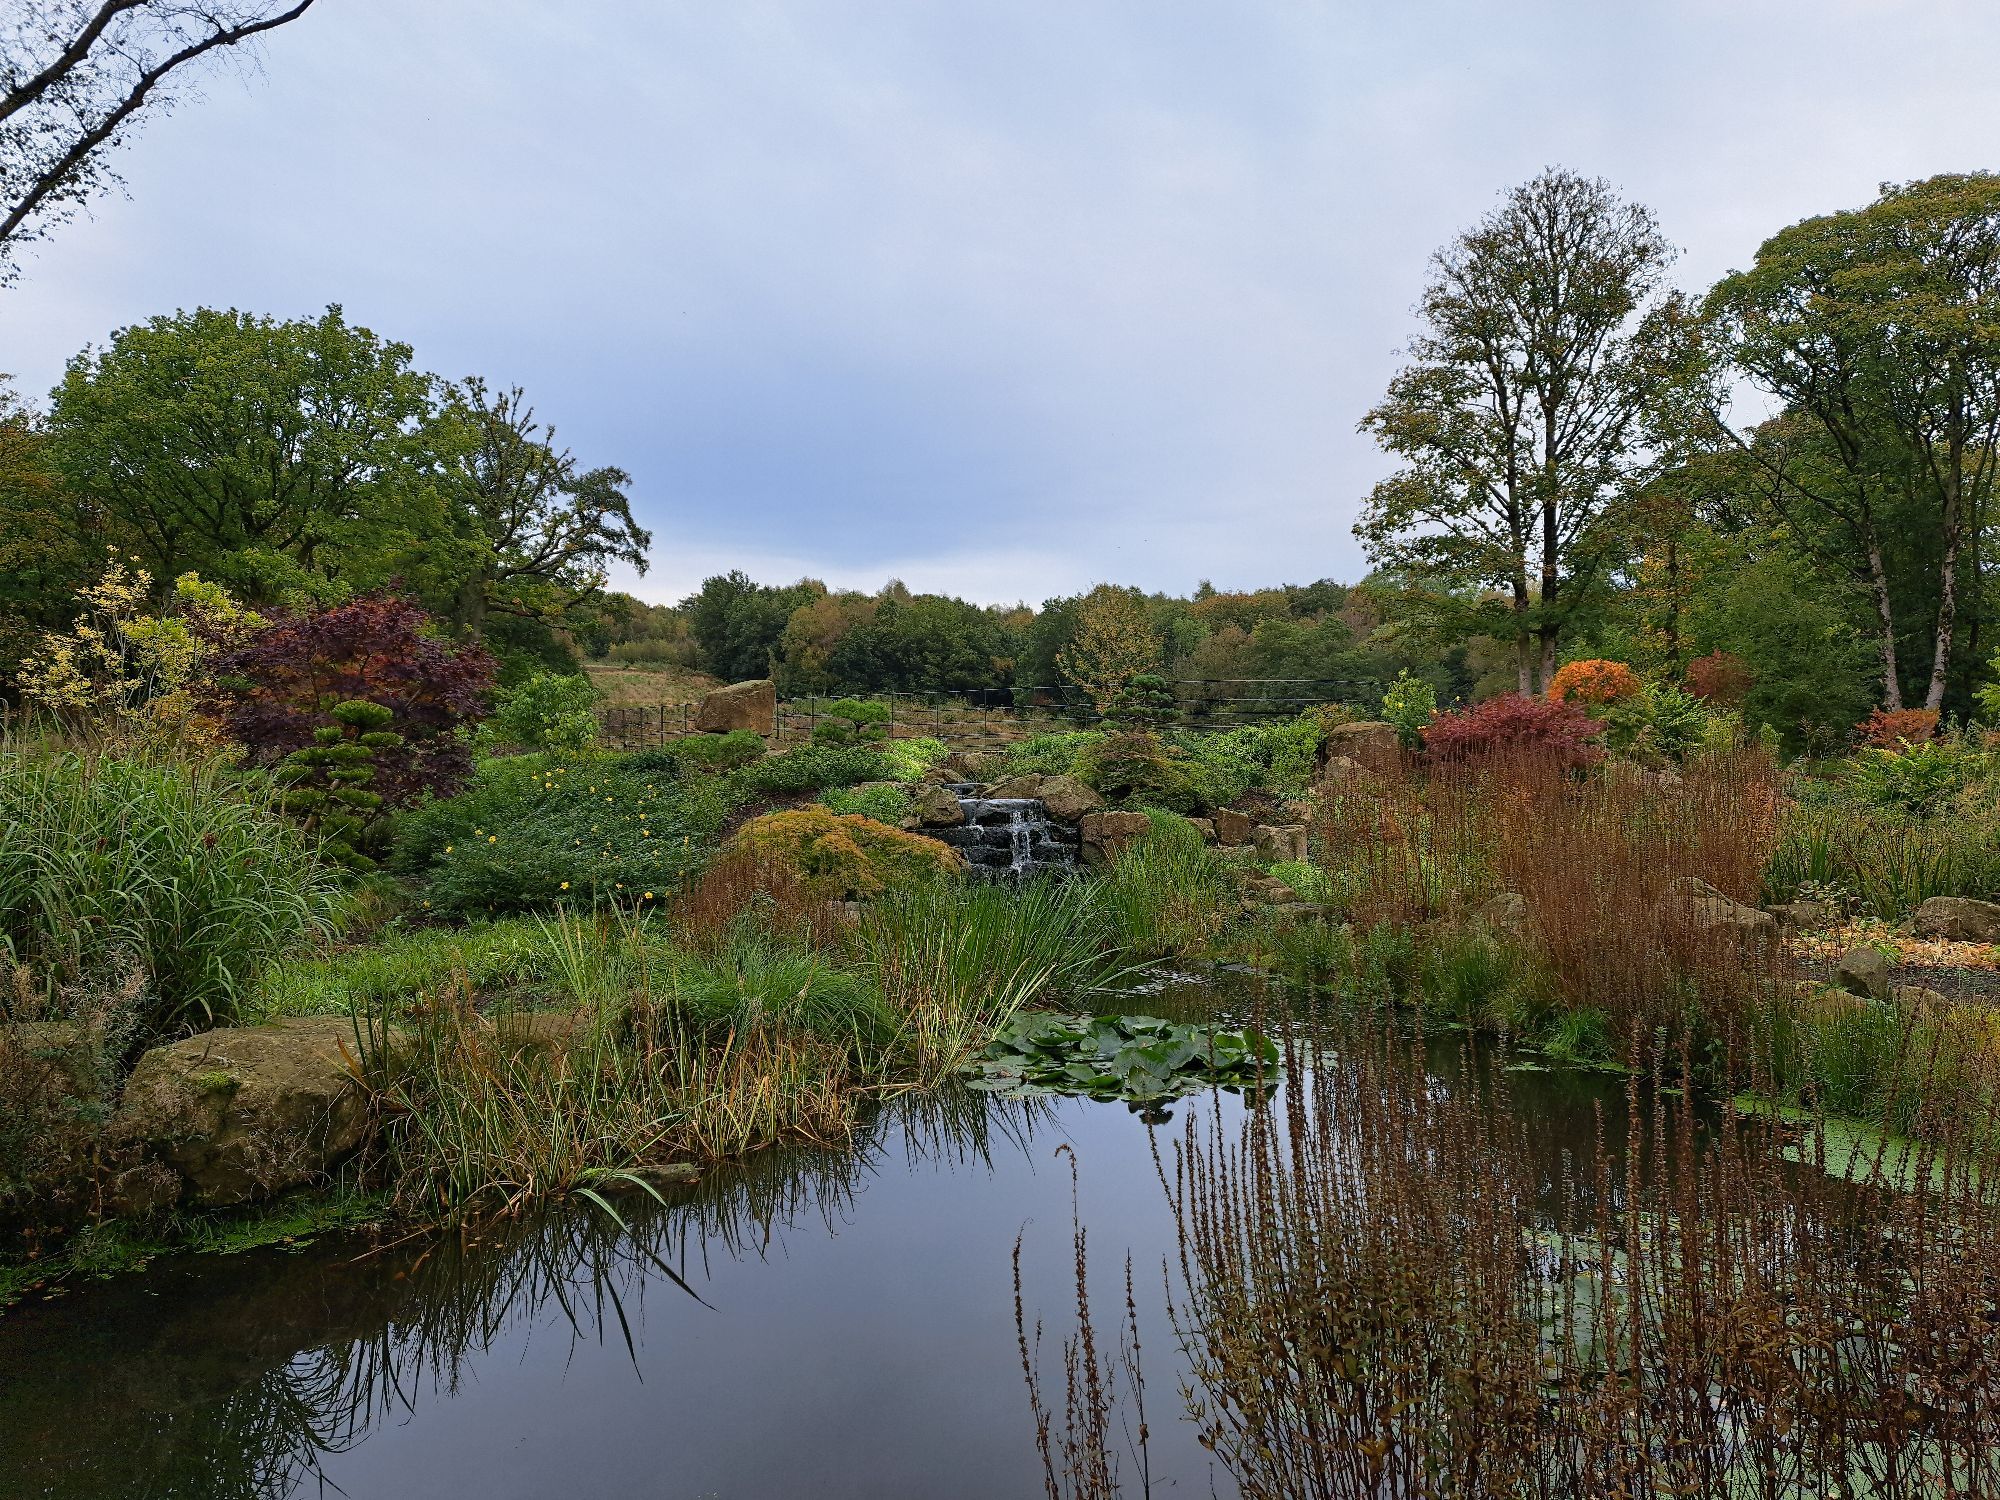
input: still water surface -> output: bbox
[0,982,1620,1499]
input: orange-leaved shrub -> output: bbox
[1546,657,1641,705]
[728,806,963,899]
[1859,706,1939,749]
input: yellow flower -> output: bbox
[444,844,453,853]
[643,891,654,900]
[487,835,497,843]
[560,881,570,890]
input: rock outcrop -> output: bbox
[1252,824,1308,864]
[1036,773,1103,822]
[1210,808,1254,847]
[1836,945,1895,1002]
[1321,721,1401,773]
[1767,899,1837,930]
[983,773,1044,800]
[911,781,967,827]
[692,678,776,736]
[1663,876,1778,944]
[1914,896,2000,944]
[1472,891,1530,939]
[115,1017,404,1208]
[1079,810,1152,866]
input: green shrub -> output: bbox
[1166,718,1323,805]
[819,781,913,825]
[878,735,948,781]
[274,698,402,869]
[1640,683,1715,762]
[484,671,600,753]
[1105,673,1177,727]
[729,743,895,797]
[675,729,766,773]
[0,751,340,1036]
[993,731,1104,779]
[809,697,891,748]
[1268,859,1333,903]
[1078,731,1199,812]
[1848,740,1983,814]
[729,806,963,898]
[393,756,732,913]
[1380,671,1437,750]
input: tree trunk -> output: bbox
[1925,419,1967,713]
[1866,537,1903,712]
[1512,571,1533,694]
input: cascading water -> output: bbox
[930,784,1078,877]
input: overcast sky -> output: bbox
[2,1,1994,606]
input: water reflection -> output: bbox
[0,1089,1083,1500]
[0,975,1644,1500]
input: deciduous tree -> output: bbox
[1359,169,1677,692]
[1706,173,2000,712]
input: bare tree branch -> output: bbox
[0,0,318,281]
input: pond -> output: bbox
[0,978,1626,1500]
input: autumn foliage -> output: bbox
[213,595,494,806]
[1858,706,1939,749]
[1546,658,1640,706]
[1684,649,1752,706]
[1420,693,1604,769]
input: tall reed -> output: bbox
[0,746,340,1037]
[1315,749,1788,1042]
[1098,813,1237,957]
[1031,1016,2000,1497]
[855,875,1127,1081]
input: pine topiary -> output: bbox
[275,699,403,869]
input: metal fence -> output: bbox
[597,678,1382,753]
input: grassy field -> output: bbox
[584,663,721,707]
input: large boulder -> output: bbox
[1767,899,1837,931]
[911,781,967,828]
[942,749,1003,782]
[1037,773,1103,823]
[1321,721,1401,773]
[1663,876,1778,944]
[1252,824,1308,864]
[1472,891,1530,940]
[1242,874,1300,906]
[984,772,1044,800]
[692,678,776,736]
[115,1017,404,1208]
[1836,945,1895,1002]
[1319,754,1372,789]
[1079,810,1153,867]
[1210,808,1254,847]
[1913,897,2000,944]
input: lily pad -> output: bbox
[965,1011,1279,1103]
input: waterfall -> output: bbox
[930,784,1079,877]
